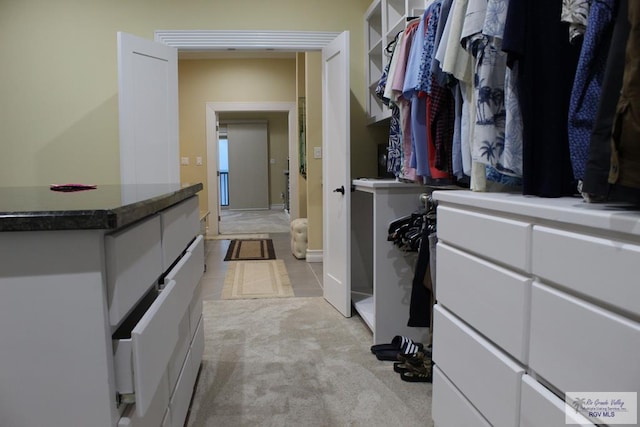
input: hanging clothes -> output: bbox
[568,0,618,183]
[503,0,581,197]
[609,0,640,190]
[562,0,592,43]
[582,0,629,199]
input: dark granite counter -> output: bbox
[0,183,203,231]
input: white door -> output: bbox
[227,123,269,210]
[117,32,179,185]
[322,32,351,317]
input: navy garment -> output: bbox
[408,224,432,328]
[582,0,629,197]
[568,0,618,182]
[502,0,581,197]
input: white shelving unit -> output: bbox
[351,178,430,345]
[364,0,426,124]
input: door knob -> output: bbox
[333,186,345,195]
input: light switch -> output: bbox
[181,157,189,165]
[196,156,203,166]
[270,158,276,164]
[313,147,322,159]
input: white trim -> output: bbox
[155,30,341,51]
[305,249,323,263]
[206,102,298,236]
[270,204,285,210]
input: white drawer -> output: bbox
[187,234,205,272]
[432,365,491,427]
[106,215,162,327]
[161,196,199,270]
[167,308,191,395]
[161,409,171,427]
[170,349,196,427]
[520,375,595,427]
[529,282,640,394]
[190,314,204,379]
[113,279,181,417]
[190,282,203,339]
[437,243,531,362]
[433,305,524,427]
[437,205,531,272]
[118,372,169,427]
[532,225,640,315]
[164,251,194,323]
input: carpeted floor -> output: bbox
[186,297,434,427]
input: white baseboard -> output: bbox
[305,249,323,263]
[270,204,285,210]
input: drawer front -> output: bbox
[117,372,169,427]
[532,225,640,315]
[161,196,199,270]
[170,350,195,427]
[433,305,524,427]
[164,251,194,323]
[114,280,182,417]
[131,279,181,417]
[161,409,171,427]
[529,282,640,394]
[167,308,191,395]
[437,205,531,271]
[190,315,204,379]
[106,215,162,327]
[432,365,491,427]
[190,282,203,339]
[437,243,531,362]
[187,234,205,273]
[520,375,595,427]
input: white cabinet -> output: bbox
[364,0,426,124]
[432,191,640,427]
[0,195,204,427]
[351,179,429,344]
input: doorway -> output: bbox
[205,102,297,236]
[220,121,269,211]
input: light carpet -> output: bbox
[186,297,433,427]
[221,260,294,299]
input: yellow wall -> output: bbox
[305,52,323,251]
[0,0,378,188]
[178,58,296,213]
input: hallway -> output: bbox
[199,232,324,301]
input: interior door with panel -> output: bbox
[226,122,269,210]
[117,32,179,185]
[322,31,351,317]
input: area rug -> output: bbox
[224,239,276,261]
[221,259,294,299]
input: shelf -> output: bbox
[352,292,374,331]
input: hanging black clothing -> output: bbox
[502,0,582,197]
[408,222,432,328]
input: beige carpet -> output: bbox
[186,297,433,427]
[221,260,294,299]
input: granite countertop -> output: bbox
[0,183,203,232]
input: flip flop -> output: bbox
[400,369,433,383]
[399,358,433,383]
[372,336,423,361]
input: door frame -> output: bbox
[205,102,296,235]
[156,30,340,236]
